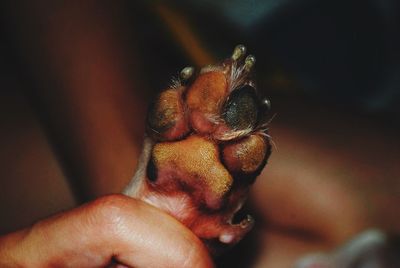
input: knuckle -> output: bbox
[89,194,132,233]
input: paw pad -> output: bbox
[145,45,272,209]
[126,45,273,250]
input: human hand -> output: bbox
[0,194,213,268]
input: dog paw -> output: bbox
[124,45,272,254]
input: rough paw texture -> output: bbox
[123,46,272,255]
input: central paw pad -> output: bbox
[125,45,272,253]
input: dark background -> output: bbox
[0,1,399,267]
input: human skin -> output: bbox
[0,194,213,268]
[3,1,400,267]
[0,3,214,267]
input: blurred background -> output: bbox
[0,0,399,267]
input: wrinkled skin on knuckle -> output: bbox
[88,194,133,237]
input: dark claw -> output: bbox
[180,66,195,81]
[231,44,247,61]
[244,55,256,72]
